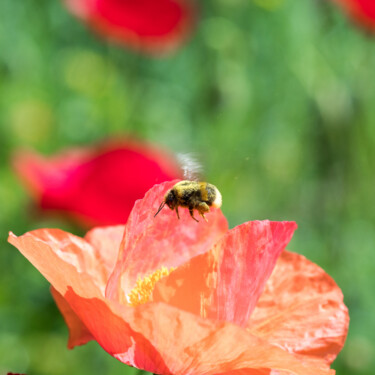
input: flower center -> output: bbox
[127,266,175,307]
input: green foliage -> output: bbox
[1,0,375,374]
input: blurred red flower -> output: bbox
[63,0,196,54]
[9,181,349,375]
[13,141,182,226]
[333,0,375,32]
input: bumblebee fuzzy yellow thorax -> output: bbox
[173,180,199,195]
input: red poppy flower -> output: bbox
[332,0,375,32]
[63,0,196,54]
[8,181,349,375]
[13,140,182,227]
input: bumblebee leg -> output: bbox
[189,208,199,222]
[197,202,210,223]
[200,212,208,223]
[175,207,180,219]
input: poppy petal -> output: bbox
[8,231,167,371]
[13,141,182,226]
[51,286,94,348]
[9,230,334,375]
[153,221,297,326]
[113,302,335,375]
[248,251,349,365]
[63,0,196,54]
[213,370,271,375]
[54,285,335,375]
[84,225,125,279]
[12,148,89,199]
[210,221,297,325]
[8,229,108,293]
[333,0,375,32]
[47,227,124,349]
[106,180,229,302]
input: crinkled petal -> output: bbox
[8,229,108,293]
[84,225,125,277]
[57,286,336,375]
[106,301,335,375]
[13,141,182,226]
[8,231,165,371]
[64,0,196,54]
[37,225,125,344]
[211,221,297,325]
[248,251,349,365]
[8,230,334,375]
[51,286,94,348]
[213,370,271,375]
[106,180,228,302]
[153,221,297,326]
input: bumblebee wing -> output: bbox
[177,152,204,181]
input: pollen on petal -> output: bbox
[127,266,175,307]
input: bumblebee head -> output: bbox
[164,189,176,209]
[154,189,175,218]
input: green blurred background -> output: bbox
[1,0,374,374]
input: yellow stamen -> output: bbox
[128,266,175,307]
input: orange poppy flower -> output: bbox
[8,181,349,375]
[13,140,182,227]
[332,0,375,33]
[63,0,196,54]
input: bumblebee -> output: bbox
[154,180,222,222]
